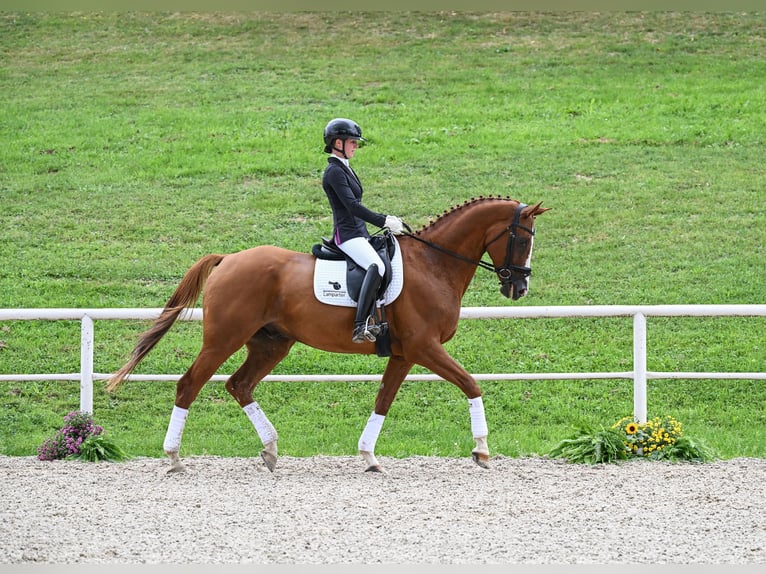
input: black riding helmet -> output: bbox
[323,118,366,154]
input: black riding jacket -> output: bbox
[322,156,387,244]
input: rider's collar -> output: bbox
[332,154,350,168]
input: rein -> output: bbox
[401,203,535,282]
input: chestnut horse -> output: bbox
[107,197,549,473]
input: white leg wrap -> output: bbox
[243,401,278,445]
[358,412,386,452]
[468,396,488,438]
[163,405,189,453]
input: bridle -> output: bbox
[401,203,535,290]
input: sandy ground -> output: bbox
[1,454,764,565]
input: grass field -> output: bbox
[1,12,764,461]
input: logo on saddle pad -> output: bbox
[312,236,404,308]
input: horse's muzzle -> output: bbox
[501,279,528,300]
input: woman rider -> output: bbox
[321,118,404,343]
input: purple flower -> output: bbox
[37,410,108,461]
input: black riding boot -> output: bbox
[352,264,382,343]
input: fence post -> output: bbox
[633,312,647,423]
[80,314,94,414]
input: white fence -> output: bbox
[1,305,765,422]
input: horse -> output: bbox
[106,197,550,473]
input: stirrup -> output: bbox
[366,317,381,337]
[352,319,377,343]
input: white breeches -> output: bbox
[337,237,385,276]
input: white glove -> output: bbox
[384,215,404,235]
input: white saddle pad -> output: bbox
[313,236,404,308]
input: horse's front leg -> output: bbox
[359,412,385,472]
[469,396,490,469]
[358,356,412,473]
[415,344,491,469]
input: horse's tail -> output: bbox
[106,254,225,392]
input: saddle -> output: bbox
[311,233,396,302]
[311,233,398,357]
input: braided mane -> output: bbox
[414,195,519,235]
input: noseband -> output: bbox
[402,203,535,289]
[486,203,535,287]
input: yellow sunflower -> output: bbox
[625,422,639,435]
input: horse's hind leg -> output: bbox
[164,346,236,473]
[225,327,295,472]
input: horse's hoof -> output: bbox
[472,451,491,469]
[260,449,277,472]
[364,465,384,473]
[165,451,186,474]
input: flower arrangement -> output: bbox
[37,410,129,462]
[548,415,716,464]
[614,415,679,458]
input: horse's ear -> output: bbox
[524,202,552,218]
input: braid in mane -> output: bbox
[414,195,518,235]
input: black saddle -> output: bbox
[311,233,395,302]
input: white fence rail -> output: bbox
[1,305,765,422]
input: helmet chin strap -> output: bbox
[333,139,349,159]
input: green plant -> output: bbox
[69,433,130,462]
[649,435,716,463]
[549,415,717,464]
[547,425,628,464]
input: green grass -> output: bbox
[1,12,765,461]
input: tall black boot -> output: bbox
[352,264,382,343]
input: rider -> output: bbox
[321,118,405,343]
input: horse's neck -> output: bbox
[417,209,490,262]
